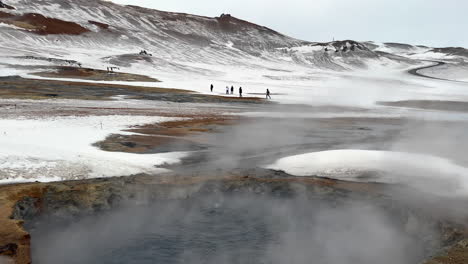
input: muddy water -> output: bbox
[30,194,437,264]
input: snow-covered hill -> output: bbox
[0,0,413,76]
[0,0,468,99]
[365,41,468,62]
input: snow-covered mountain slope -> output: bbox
[1,0,468,104]
[365,41,468,62]
[0,0,414,76]
[363,41,468,82]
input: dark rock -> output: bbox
[107,193,123,207]
[11,197,40,221]
[121,141,137,148]
[0,1,14,9]
[0,243,17,256]
[88,20,110,30]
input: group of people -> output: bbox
[210,84,271,99]
[107,67,119,73]
[139,50,153,56]
[224,85,243,97]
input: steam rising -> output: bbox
[28,103,468,263]
[267,149,468,197]
[31,196,436,264]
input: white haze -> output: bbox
[31,195,437,264]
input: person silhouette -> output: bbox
[239,87,243,98]
[266,89,271,99]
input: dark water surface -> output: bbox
[30,195,433,264]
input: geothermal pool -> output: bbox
[30,195,437,264]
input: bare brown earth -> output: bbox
[0,76,264,103]
[96,117,239,153]
[425,239,468,264]
[33,66,161,82]
[0,76,186,100]
[0,11,90,35]
[0,184,44,264]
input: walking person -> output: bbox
[210,84,214,92]
[226,86,229,95]
[266,89,271,99]
[239,87,243,98]
[231,86,234,94]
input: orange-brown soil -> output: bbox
[97,117,238,153]
[0,184,46,264]
[0,11,89,35]
[0,76,188,100]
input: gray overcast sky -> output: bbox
[111,0,467,48]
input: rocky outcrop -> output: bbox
[88,20,109,30]
[425,239,468,264]
[0,1,14,10]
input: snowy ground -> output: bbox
[419,63,468,82]
[0,115,188,184]
[2,56,468,186]
[2,20,468,187]
[266,150,468,197]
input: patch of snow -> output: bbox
[266,150,468,197]
[0,115,188,184]
[289,45,326,53]
[408,51,457,61]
